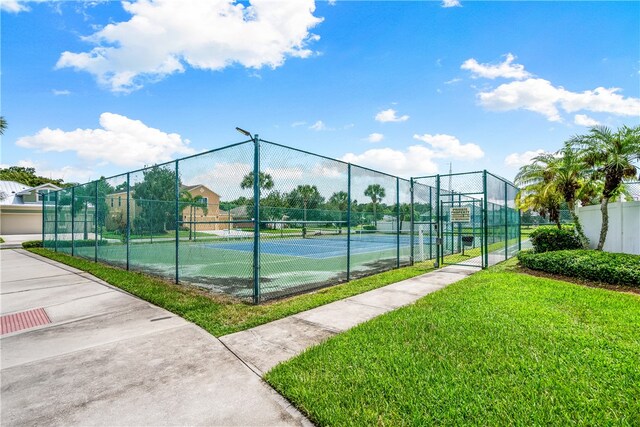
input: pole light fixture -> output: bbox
[235,127,251,137]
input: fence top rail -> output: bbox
[260,139,409,181]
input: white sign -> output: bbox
[450,207,471,223]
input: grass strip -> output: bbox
[266,259,640,426]
[27,247,434,336]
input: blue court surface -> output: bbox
[202,235,435,259]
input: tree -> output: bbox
[132,166,180,234]
[240,171,274,194]
[0,166,66,187]
[0,116,6,135]
[179,190,208,241]
[515,145,591,248]
[364,184,386,227]
[287,185,323,221]
[328,191,348,232]
[515,169,563,229]
[570,125,640,250]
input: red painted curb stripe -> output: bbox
[1,308,51,335]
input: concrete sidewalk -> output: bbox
[221,264,478,376]
[0,249,310,426]
[0,234,41,249]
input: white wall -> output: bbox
[578,201,640,255]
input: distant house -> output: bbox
[0,181,61,235]
[102,184,233,232]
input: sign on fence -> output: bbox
[450,207,471,223]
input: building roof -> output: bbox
[0,180,61,206]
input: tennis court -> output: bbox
[43,138,520,303]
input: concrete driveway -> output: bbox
[0,249,309,426]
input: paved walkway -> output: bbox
[0,249,310,426]
[221,264,478,375]
[0,234,41,249]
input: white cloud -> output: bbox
[291,121,307,127]
[504,149,546,168]
[442,0,461,8]
[309,120,327,131]
[16,113,195,168]
[55,0,322,93]
[444,78,461,85]
[478,78,640,122]
[342,146,438,178]
[364,133,384,143]
[0,0,31,13]
[375,108,409,123]
[413,133,484,160]
[574,114,600,127]
[1,159,96,183]
[52,89,71,96]
[461,53,531,80]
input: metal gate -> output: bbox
[439,197,484,267]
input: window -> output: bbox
[37,189,51,202]
[201,197,208,205]
[111,198,114,208]
[118,196,122,207]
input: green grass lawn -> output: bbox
[266,260,640,426]
[28,247,434,336]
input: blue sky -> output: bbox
[2,0,639,184]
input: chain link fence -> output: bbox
[42,138,521,303]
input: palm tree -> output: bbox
[179,190,209,240]
[0,116,7,135]
[240,171,274,194]
[515,156,563,229]
[364,184,386,227]
[298,185,319,222]
[516,145,591,248]
[329,190,348,233]
[570,125,640,250]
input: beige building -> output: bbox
[103,184,232,232]
[0,181,61,235]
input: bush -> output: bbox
[36,239,109,248]
[529,226,581,253]
[22,240,43,248]
[362,225,377,231]
[518,249,640,286]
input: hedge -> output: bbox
[518,249,640,286]
[32,239,109,249]
[529,226,581,253]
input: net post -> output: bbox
[252,135,261,304]
[482,170,488,268]
[71,186,75,256]
[347,163,352,281]
[126,172,131,271]
[429,186,432,261]
[175,160,180,285]
[94,180,98,262]
[54,191,59,252]
[396,177,400,268]
[504,180,508,260]
[409,178,414,265]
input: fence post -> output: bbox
[482,170,488,268]
[94,180,98,262]
[347,164,352,281]
[435,175,441,268]
[41,192,45,246]
[253,135,261,304]
[396,177,400,268]
[71,187,75,256]
[54,191,58,252]
[504,181,508,260]
[409,178,414,265]
[518,205,522,251]
[429,185,432,261]
[175,160,180,284]
[126,173,131,271]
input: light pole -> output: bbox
[236,127,261,304]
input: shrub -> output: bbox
[518,249,640,286]
[35,239,109,249]
[529,226,581,253]
[362,225,376,231]
[22,240,43,248]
